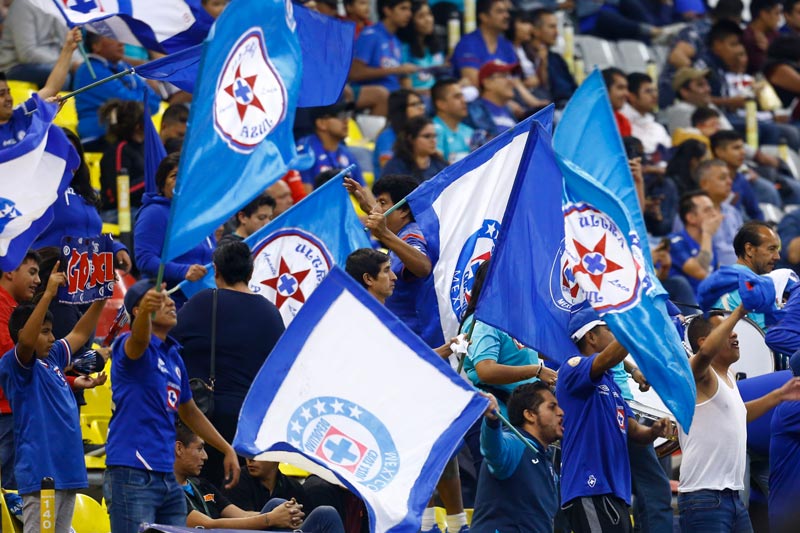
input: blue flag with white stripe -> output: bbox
[160,0,303,263]
[234,267,488,532]
[178,174,371,326]
[0,95,79,271]
[405,106,553,340]
[475,121,575,364]
[560,156,696,430]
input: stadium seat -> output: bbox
[355,114,386,143]
[84,454,107,470]
[0,490,21,533]
[760,202,784,224]
[7,80,36,105]
[84,152,103,192]
[650,45,670,69]
[82,386,112,423]
[466,508,473,525]
[347,118,364,143]
[349,145,375,174]
[759,145,800,179]
[278,463,310,478]
[434,506,446,532]
[53,93,79,135]
[615,40,655,76]
[72,493,110,533]
[150,101,169,132]
[574,35,617,74]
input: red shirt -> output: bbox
[0,285,18,414]
[614,111,632,138]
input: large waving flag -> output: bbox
[29,0,212,54]
[134,5,354,107]
[475,121,575,363]
[160,0,303,263]
[406,106,554,339]
[0,95,79,271]
[234,267,487,533]
[176,174,371,325]
[560,156,696,430]
[554,70,663,293]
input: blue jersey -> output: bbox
[0,97,36,148]
[556,354,633,505]
[297,134,364,186]
[769,401,800,529]
[668,229,717,295]
[353,22,403,91]
[385,222,444,348]
[373,127,396,171]
[451,31,517,77]
[0,340,88,494]
[401,44,444,91]
[106,332,192,473]
[479,98,516,133]
[433,116,475,164]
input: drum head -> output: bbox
[628,380,679,457]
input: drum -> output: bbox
[628,384,680,457]
[683,313,775,379]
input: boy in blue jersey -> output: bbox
[103,280,240,533]
[0,262,108,533]
[556,306,671,533]
[471,383,562,533]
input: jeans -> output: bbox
[589,0,654,42]
[0,414,16,489]
[262,498,345,533]
[628,441,673,533]
[678,489,753,533]
[103,466,186,533]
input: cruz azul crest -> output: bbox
[563,202,643,313]
[450,219,500,321]
[214,28,288,153]
[287,396,399,492]
[249,229,333,325]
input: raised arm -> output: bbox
[365,209,431,278]
[745,377,800,423]
[39,28,81,101]
[590,340,628,380]
[16,264,66,366]
[64,299,107,354]
[691,305,746,383]
[123,287,163,361]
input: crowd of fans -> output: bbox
[2,0,800,531]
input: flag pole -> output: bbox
[493,410,542,456]
[362,197,408,232]
[77,42,97,79]
[58,68,134,100]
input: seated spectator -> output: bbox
[397,0,446,96]
[224,459,306,512]
[33,129,132,273]
[297,102,365,192]
[344,0,373,38]
[134,153,214,307]
[160,103,189,152]
[74,32,160,151]
[98,99,146,222]
[764,35,800,123]
[466,60,519,138]
[374,89,426,170]
[0,1,79,88]
[529,8,577,109]
[576,0,663,43]
[506,10,538,93]
[266,180,294,218]
[470,385,562,533]
[451,0,516,87]
[665,138,709,196]
[690,106,723,139]
[782,0,800,35]
[664,67,733,133]
[742,0,783,74]
[0,29,80,148]
[602,67,632,137]
[174,424,344,532]
[668,191,722,297]
[382,116,448,181]
[218,194,275,245]
[432,78,479,163]
[697,158,743,265]
[621,72,672,155]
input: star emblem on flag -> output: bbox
[223,64,265,121]
[260,258,311,308]
[571,234,623,290]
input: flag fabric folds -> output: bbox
[178,175,371,327]
[160,0,302,263]
[560,156,696,430]
[405,106,554,340]
[135,45,203,93]
[0,95,78,271]
[475,121,575,364]
[233,267,488,533]
[29,0,212,54]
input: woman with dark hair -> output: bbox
[505,10,540,92]
[665,139,709,196]
[33,128,132,272]
[397,0,445,95]
[381,116,448,181]
[133,153,215,308]
[764,35,800,122]
[373,88,426,170]
[172,240,285,488]
[98,99,146,223]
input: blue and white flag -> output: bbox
[234,267,488,533]
[0,95,78,271]
[135,45,202,93]
[405,106,553,340]
[30,0,212,54]
[161,0,302,263]
[560,156,696,430]
[178,174,371,325]
[475,121,575,363]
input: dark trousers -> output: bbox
[564,494,632,533]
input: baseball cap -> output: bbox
[307,100,355,123]
[568,305,606,343]
[671,67,710,93]
[478,59,521,88]
[123,279,157,316]
[790,350,800,377]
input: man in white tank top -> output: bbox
[678,305,800,532]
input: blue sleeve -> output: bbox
[354,30,378,66]
[380,157,407,179]
[558,354,598,397]
[177,354,192,404]
[480,418,525,480]
[374,130,395,168]
[49,339,71,370]
[766,288,800,354]
[669,235,693,270]
[397,230,430,280]
[468,321,502,366]
[774,401,800,435]
[451,35,481,74]
[497,38,518,65]
[133,204,189,283]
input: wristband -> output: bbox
[535,364,543,378]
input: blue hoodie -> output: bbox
[134,193,215,290]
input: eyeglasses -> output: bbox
[407,100,426,108]
[417,133,437,139]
